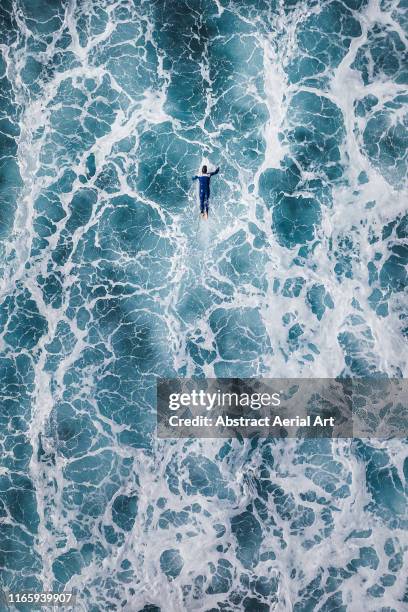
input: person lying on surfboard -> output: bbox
[192,165,219,219]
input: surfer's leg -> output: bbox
[204,193,209,216]
[199,192,205,214]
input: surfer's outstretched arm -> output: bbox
[210,167,219,176]
[192,175,199,181]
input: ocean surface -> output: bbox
[0,0,407,610]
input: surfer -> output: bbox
[192,165,219,219]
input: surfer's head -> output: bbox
[202,165,207,174]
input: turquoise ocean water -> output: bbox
[0,0,407,610]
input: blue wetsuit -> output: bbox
[192,167,219,214]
